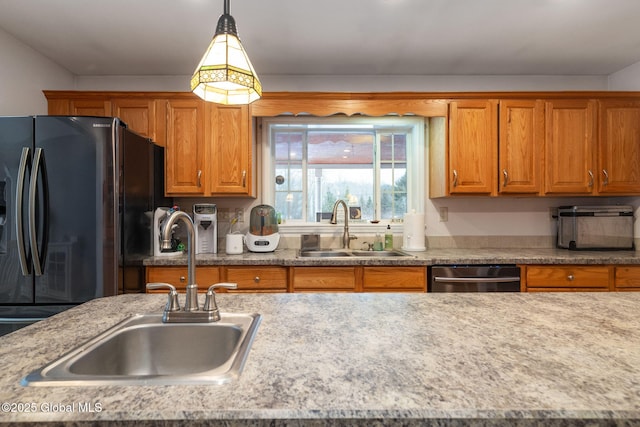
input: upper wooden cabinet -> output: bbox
[544,99,597,195]
[206,105,252,195]
[44,91,254,198]
[164,101,253,197]
[498,100,544,194]
[597,100,640,194]
[447,100,498,195]
[164,98,206,195]
[111,98,157,141]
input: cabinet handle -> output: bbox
[602,169,609,186]
[502,169,508,187]
[254,276,260,283]
[567,274,575,281]
[587,170,594,188]
[197,170,202,187]
[452,170,458,187]
[242,170,247,187]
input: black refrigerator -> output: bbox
[0,116,165,336]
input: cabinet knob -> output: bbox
[180,276,186,282]
[567,274,575,281]
[254,276,260,283]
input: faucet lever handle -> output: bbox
[204,283,238,312]
[146,282,181,312]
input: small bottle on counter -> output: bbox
[384,225,393,250]
[373,233,383,251]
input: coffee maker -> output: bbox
[193,203,217,254]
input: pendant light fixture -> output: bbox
[190,0,262,105]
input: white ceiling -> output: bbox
[1,0,640,78]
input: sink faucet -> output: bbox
[147,209,239,323]
[160,210,198,311]
[330,199,357,249]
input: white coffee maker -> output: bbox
[193,203,217,254]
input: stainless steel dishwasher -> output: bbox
[429,265,521,292]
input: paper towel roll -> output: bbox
[402,212,426,251]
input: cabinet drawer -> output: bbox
[146,266,220,292]
[224,266,288,292]
[614,266,640,289]
[363,267,426,292]
[292,267,356,291]
[525,265,610,290]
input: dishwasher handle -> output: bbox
[432,276,521,283]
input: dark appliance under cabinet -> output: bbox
[429,265,521,292]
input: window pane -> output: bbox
[269,120,419,223]
[275,191,303,221]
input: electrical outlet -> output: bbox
[439,207,448,222]
[218,208,230,222]
[235,208,244,222]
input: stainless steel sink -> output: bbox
[22,312,261,386]
[297,249,352,257]
[350,250,409,257]
[297,249,414,258]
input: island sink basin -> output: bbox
[22,312,261,386]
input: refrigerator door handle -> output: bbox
[28,148,49,276]
[16,147,31,276]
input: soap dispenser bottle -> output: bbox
[384,225,393,250]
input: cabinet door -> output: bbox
[165,99,205,195]
[448,100,498,195]
[292,267,356,292]
[614,266,640,291]
[146,266,220,292]
[524,265,611,292]
[224,266,288,292]
[544,99,597,194]
[362,267,426,292]
[598,100,640,194]
[112,98,156,141]
[208,105,252,195]
[498,100,544,194]
[70,99,111,116]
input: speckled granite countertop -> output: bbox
[1,292,640,426]
[143,248,640,267]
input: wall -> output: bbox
[608,60,640,90]
[0,28,74,115]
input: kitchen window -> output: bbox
[260,116,425,229]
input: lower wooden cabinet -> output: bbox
[292,267,357,292]
[362,266,426,292]
[145,266,220,293]
[291,266,426,292]
[145,265,429,293]
[222,266,288,293]
[613,266,640,292]
[523,265,612,292]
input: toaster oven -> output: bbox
[556,205,634,250]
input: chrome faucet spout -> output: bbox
[330,199,356,249]
[160,211,198,311]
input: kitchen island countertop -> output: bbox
[1,292,639,426]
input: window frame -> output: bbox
[260,116,426,234]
